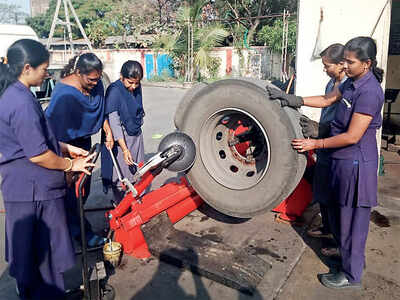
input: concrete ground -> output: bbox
[0,86,399,300]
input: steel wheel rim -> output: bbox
[199,108,271,190]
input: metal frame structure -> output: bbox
[47,0,92,52]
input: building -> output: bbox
[30,0,50,17]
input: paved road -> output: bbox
[0,85,399,300]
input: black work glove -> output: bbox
[266,85,304,108]
[299,115,330,138]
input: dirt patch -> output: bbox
[360,272,400,300]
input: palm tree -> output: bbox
[152,0,228,81]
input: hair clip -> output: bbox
[73,53,82,72]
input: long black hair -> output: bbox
[0,39,49,97]
[120,60,143,80]
[61,53,103,78]
[320,43,345,64]
[345,37,384,83]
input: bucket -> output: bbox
[103,241,122,267]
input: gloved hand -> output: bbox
[299,115,330,138]
[266,85,304,108]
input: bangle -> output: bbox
[64,157,73,172]
[123,149,129,153]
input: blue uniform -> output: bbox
[330,71,384,283]
[0,81,75,299]
[46,81,105,242]
[313,77,346,237]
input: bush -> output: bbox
[207,56,222,79]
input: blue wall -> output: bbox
[145,54,174,79]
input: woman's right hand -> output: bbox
[266,86,304,108]
[71,153,96,175]
[123,149,134,166]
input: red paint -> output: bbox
[226,49,232,74]
[107,176,203,259]
[272,152,316,222]
[140,50,145,74]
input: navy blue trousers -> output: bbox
[338,206,371,283]
[4,199,74,300]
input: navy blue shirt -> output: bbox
[316,76,347,162]
[0,81,65,202]
[331,71,384,161]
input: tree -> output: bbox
[150,0,182,26]
[0,3,28,24]
[26,0,176,47]
[213,0,297,47]
[152,0,228,80]
[256,16,296,54]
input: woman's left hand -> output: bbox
[292,138,318,152]
[65,144,89,158]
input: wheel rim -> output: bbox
[199,108,271,190]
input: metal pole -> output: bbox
[62,0,74,54]
[47,0,62,49]
[186,19,190,82]
[67,0,93,51]
[190,23,194,82]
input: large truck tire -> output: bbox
[236,78,307,201]
[174,82,208,129]
[176,79,306,218]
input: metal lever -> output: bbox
[107,147,138,198]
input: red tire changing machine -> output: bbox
[103,132,270,294]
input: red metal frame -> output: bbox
[107,175,203,259]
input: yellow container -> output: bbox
[103,241,122,267]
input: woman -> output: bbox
[0,39,95,299]
[267,36,384,289]
[302,43,347,257]
[45,53,113,247]
[101,60,145,203]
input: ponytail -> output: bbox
[0,63,17,96]
[371,59,384,83]
[0,39,49,97]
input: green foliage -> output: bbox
[256,17,297,54]
[152,0,228,80]
[207,56,221,78]
[26,0,161,46]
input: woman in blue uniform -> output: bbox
[302,43,347,258]
[267,36,384,289]
[45,53,113,247]
[0,39,95,299]
[101,60,145,203]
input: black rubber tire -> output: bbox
[235,77,307,200]
[174,82,208,130]
[179,79,306,218]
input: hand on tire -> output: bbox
[266,85,303,108]
[299,115,330,138]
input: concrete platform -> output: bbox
[106,200,309,300]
